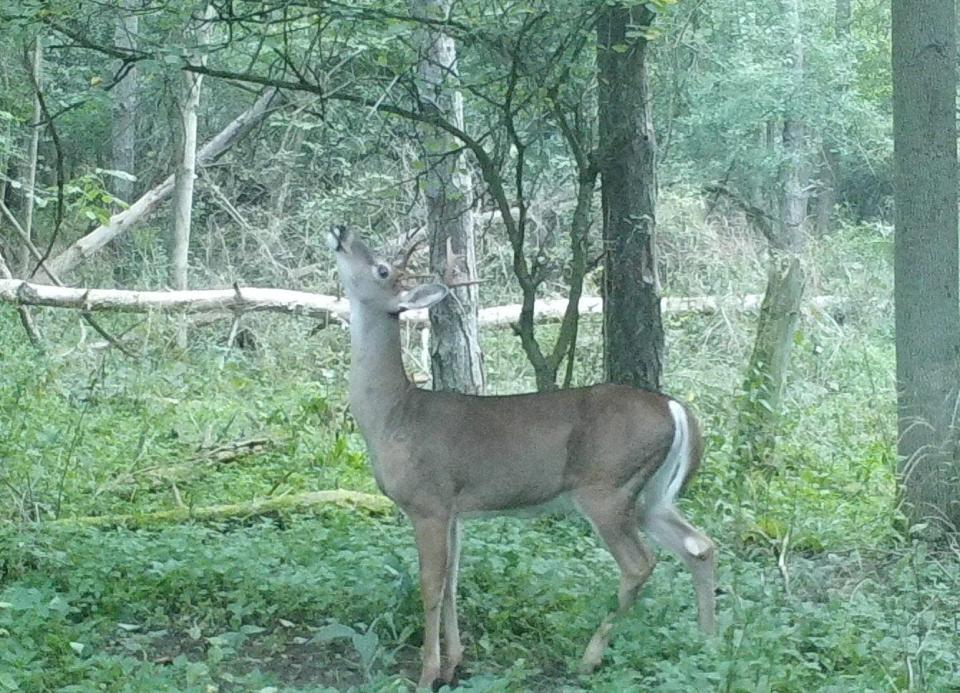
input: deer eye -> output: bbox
[373,263,391,280]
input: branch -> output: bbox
[2,200,134,354]
[704,183,777,244]
[44,18,149,62]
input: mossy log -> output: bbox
[53,490,394,529]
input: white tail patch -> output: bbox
[640,400,692,511]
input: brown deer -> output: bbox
[327,225,715,689]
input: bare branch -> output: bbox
[704,183,778,244]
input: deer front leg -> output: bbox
[441,518,464,684]
[412,515,451,690]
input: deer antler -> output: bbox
[391,232,482,289]
[392,226,427,273]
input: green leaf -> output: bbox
[312,622,356,642]
[352,629,379,669]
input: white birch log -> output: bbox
[0,281,839,327]
[0,280,350,321]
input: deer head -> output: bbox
[327,224,450,316]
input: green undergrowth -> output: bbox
[0,309,375,522]
[0,215,936,690]
[1,511,958,691]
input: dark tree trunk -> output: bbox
[892,0,960,536]
[597,4,663,391]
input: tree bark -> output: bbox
[892,0,960,535]
[597,4,663,391]
[47,88,278,278]
[110,0,139,204]
[411,0,483,394]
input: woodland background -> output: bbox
[0,0,959,691]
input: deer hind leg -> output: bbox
[411,514,452,690]
[441,517,464,685]
[576,491,657,673]
[641,504,716,635]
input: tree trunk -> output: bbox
[735,0,810,467]
[169,71,203,347]
[20,37,42,275]
[110,0,139,204]
[411,0,483,394]
[811,0,851,237]
[812,156,835,236]
[170,71,203,295]
[734,255,805,464]
[597,4,663,391]
[169,5,213,347]
[892,0,960,536]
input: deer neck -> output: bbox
[347,303,412,434]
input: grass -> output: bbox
[1,209,956,690]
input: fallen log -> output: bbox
[0,279,840,328]
[0,280,351,321]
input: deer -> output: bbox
[326,225,716,690]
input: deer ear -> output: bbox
[396,283,449,312]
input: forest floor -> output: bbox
[2,509,959,691]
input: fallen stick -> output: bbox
[96,438,272,496]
